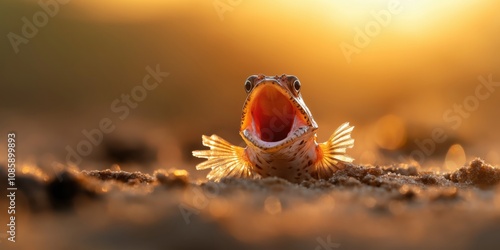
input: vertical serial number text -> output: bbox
[6,133,17,243]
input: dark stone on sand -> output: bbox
[47,171,99,210]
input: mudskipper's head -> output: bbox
[240,74,318,152]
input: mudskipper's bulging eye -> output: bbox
[293,80,301,93]
[244,80,253,93]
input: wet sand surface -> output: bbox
[2,158,500,250]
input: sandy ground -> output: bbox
[1,1,500,250]
[1,158,500,250]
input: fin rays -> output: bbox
[313,122,355,179]
[193,135,260,182]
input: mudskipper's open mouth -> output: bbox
[241,83,312,144]
[251,85,295,142]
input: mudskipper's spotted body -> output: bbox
[193,74,354,183]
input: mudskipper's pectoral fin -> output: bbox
[313,122,355,179]
[192,135,260,182]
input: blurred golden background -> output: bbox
[1,0,499,178]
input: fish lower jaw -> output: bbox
[241,126,314,151]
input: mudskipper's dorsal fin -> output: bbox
[313,122,354,179]
[192,135,260,182]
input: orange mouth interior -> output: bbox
[250,85,296,142]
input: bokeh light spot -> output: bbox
[444,144,466,171]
